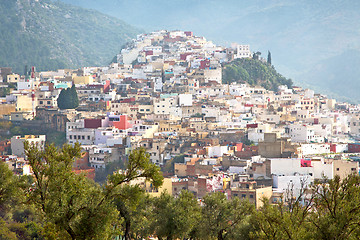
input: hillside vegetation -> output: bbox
[222,58,293,91]
[0,0,140,73]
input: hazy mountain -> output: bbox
[0,0,140,73]
[299,50,360,104]
[59,0,360,102]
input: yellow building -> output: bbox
[158,121,181,132]
[7,74,20,83]
[231,181,273,209]
[130,177,173,197]
[0,104,16,117]
[333,160,359,180]
[16,94,36,112]
[144,177,173,197]
[142,125,159,139]
[174,163,187,177]
[138,104,154,114]
[72,75,94,85]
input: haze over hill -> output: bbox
[59,0,360,102]
[0,0,140,73]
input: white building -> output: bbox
[273,174,312,199]
[67,128,95,145]
[204,68,222,84]
[206,145,229,158]
[153,95,178,115]
[298,143,330,157]
[178,94,193,106]
[349,114,360,136]
[89,146,113,170]
[232,44,251,59]
[11,135,46,157]
[286,124,319,143]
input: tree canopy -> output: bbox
[222,58,293,91]
[57,85,79,109]
[2,143,360,239]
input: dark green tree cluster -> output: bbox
[3,143,360,239]
[0,83,16,98]
[223,57,293,91]
[57,85,79,109]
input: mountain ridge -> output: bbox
[0,0,141,73]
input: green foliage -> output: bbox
[309,175,360,239]
[151,190,201,240]
[0,87,11,97]
[57,85,79,109]
[113,185,150,240]
[1,123,65,147]
[4,142,360,239]
[25,142,119,239]
[95,159,125,183]
[267,51,272,65]
[108,148,163,190]
[23,144,163,239]
[251,199,312,239]
[45,131,66,147]
[0,161,23,218]
[197,192,255,240]
[107,148,163,239]
[223,58,293,91]
[0,159,46,239]
[0,0,140,73]
[191,113,203,118]
[251,174,360,240]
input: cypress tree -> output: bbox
[71,84,79,108]
[267,51,272,65]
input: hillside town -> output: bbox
[1,30,360,208]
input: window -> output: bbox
[40,101,43,104]
[351,168,357,171]
[241,194,246,198]
[87,136,90,140]
[82,136,85,140]
[250,195,254,199]
[336,168,340,171]
[69,135,72,139]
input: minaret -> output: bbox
[31,66,36,118]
